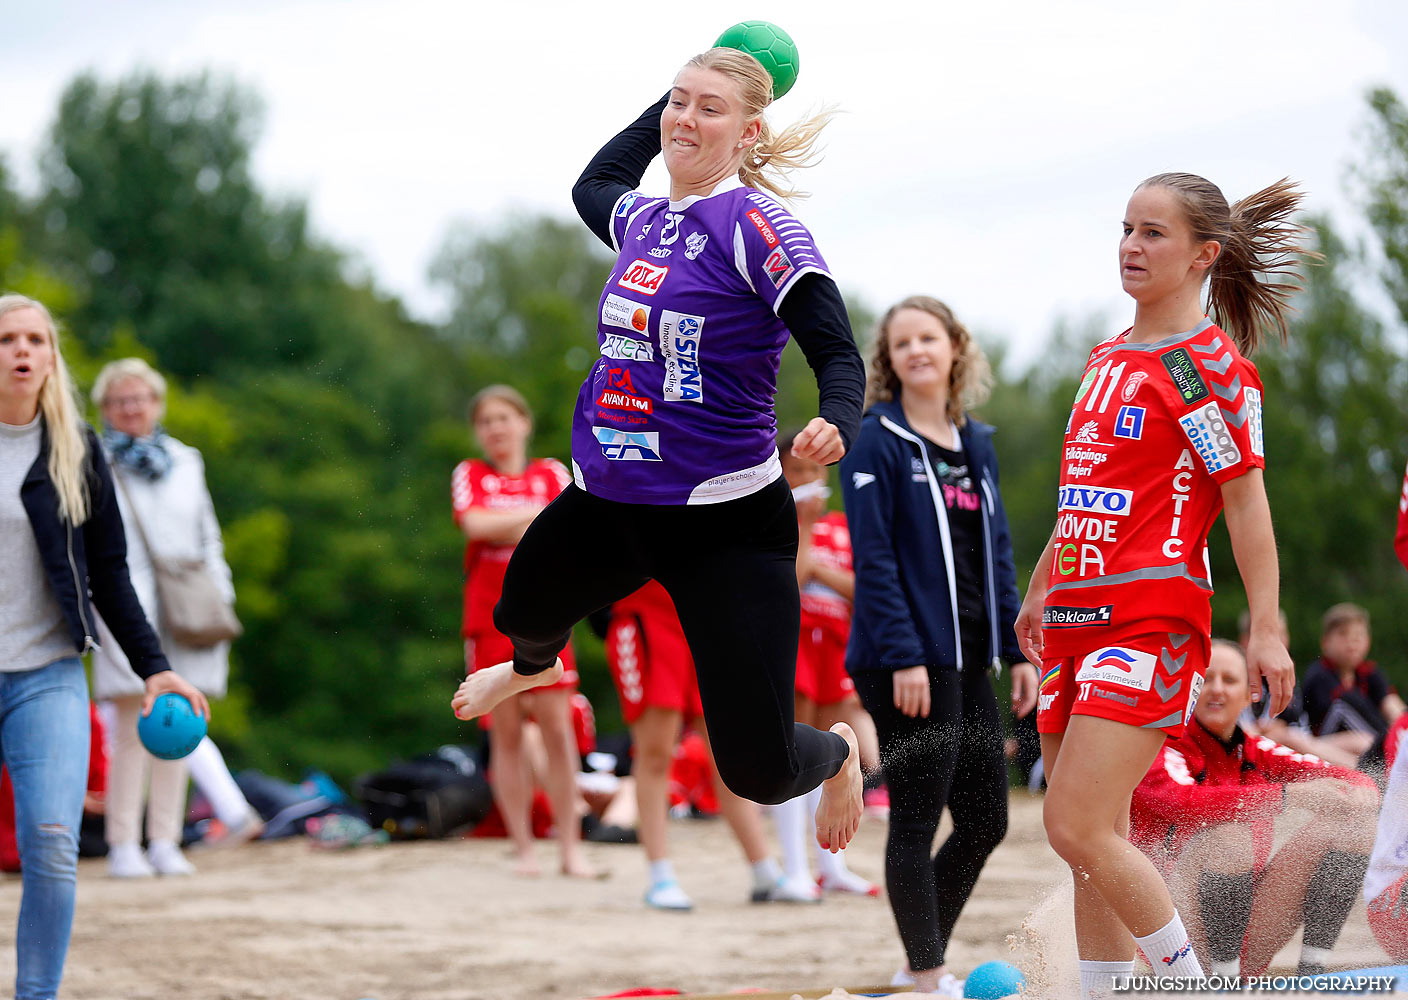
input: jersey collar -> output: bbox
[668,175,744,213]
[1110,317,1215,353]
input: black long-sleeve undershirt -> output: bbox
[570,97,865,456]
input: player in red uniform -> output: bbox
[606,580,805,909]
[452,385,592,878]
[1396,459,1408,572]
[1131,640,1378,978]
[770,438,879,898]
[1015,173,1308,998]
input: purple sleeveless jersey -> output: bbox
[571,177,831,505]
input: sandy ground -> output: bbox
[0,795,1392,999]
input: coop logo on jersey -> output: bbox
[1179,403,1240,474]
[1057,485,1133,517]
[593,426,662,462]
[1160,348,1211,405]
[601,293,651,334]
[1076,647,1156,692]
[617,259,669,296]
[660,311,704,402]
[1043,605,1113,629]
[684,231,708,260]
[746,208,779,247]
[1244,387,1264,457]
[764,247,794,288]
[600,334,654,363]
[1122,371,1148,402]
[1114,405,1145,440]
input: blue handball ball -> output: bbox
[138,693,207,760]
[964,960,1027,999]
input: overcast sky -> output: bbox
[5,1,1407,369]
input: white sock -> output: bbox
[1300,944,1331,968]
[1079,960,1133,999]
[648,859,676,885]
[1211,959,1240,977]
[1134,911,1204,978]
[772,794,813,882]
[751,857,782,889]
[185,737,254,827]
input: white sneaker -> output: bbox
[107,842,155,878]
[644,879,693,911]
[935,973,966,998]
[146,839,196,876]
[754,873,822,903]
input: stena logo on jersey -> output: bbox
[594,426,662,462]
[1179,402,1241,474]
[618,259,669,296]
[1057,485,1133,517]
[1076,647,1156,692]
[660,311,704,402]
[601,293,650,334]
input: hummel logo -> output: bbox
[852,472,876,490]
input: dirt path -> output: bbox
[0,796,1389,999]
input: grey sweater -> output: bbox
[0,415,80,671]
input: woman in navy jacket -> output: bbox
[1,294,207,1000]
[841,295,1036,996]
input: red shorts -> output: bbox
[795,622,856,705]
[1037,629,1208,738]
[464,629,578,732]
[1369,872,1408,963]
[607,611,702,725]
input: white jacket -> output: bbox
[91,437,235,699]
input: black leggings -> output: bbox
[494,479,849,804]
[855,656,1009,971]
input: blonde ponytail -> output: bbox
[687,47,834,203]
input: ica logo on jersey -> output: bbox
[660,311,704,403]
[618,259,669,296]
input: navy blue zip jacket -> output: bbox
[840,398,1022,674]
[20,423,170,678]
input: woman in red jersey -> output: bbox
[1132,640,1378,979]
[1015,174,1308,998]
[452,385,592,877]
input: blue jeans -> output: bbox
[0,657,88,1000]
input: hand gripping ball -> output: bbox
[713,21,799,100]
[964,960,1027,999]
[138,692,207,761]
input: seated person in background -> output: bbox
[1132,640,1380,978]
[1302,603,1404,768]
[1366,710,1408,963]
[1236,608,1359,769]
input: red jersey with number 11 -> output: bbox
[1041,320,1264,657]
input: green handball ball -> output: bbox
[713,21,800,100]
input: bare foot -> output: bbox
[512,853,542,877]
[561,858,608,880]
[452,658,565,720]
[815,722,862,853]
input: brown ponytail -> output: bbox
[1137,173,1317,355]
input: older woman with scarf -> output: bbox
[91,358,259,878]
